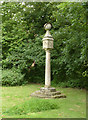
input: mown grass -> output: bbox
[2,84,86,118]
[4,98,59,115]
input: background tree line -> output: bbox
[2,2,88,89]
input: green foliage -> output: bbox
[52,79,88,89]
[51,2,87,78]
[4,98,59,115]
[2,68,26,86]
[2,2,88,88]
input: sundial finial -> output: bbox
[44,23,51,31]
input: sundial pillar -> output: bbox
[31,23,66,99]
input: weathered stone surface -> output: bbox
[52,94,66,98]
[30,87,66,99]
[40,87,56,92]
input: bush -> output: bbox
[2,68,26,86]
[52,78,88,89]
[4,98,59,115]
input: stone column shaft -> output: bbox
[45,49,51,88]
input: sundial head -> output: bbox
[44,23,51,31]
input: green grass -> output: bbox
[2,84,86,118]
[4,98,59,115]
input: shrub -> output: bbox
[52,78,88,89]
[2,68,26,86]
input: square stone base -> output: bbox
[31,87,66,99]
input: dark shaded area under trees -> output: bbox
[2,2,88,89]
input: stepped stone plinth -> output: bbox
[31,87,66,99]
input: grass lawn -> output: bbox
[2,84,86,118]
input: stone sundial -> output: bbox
[31,23,66,98]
